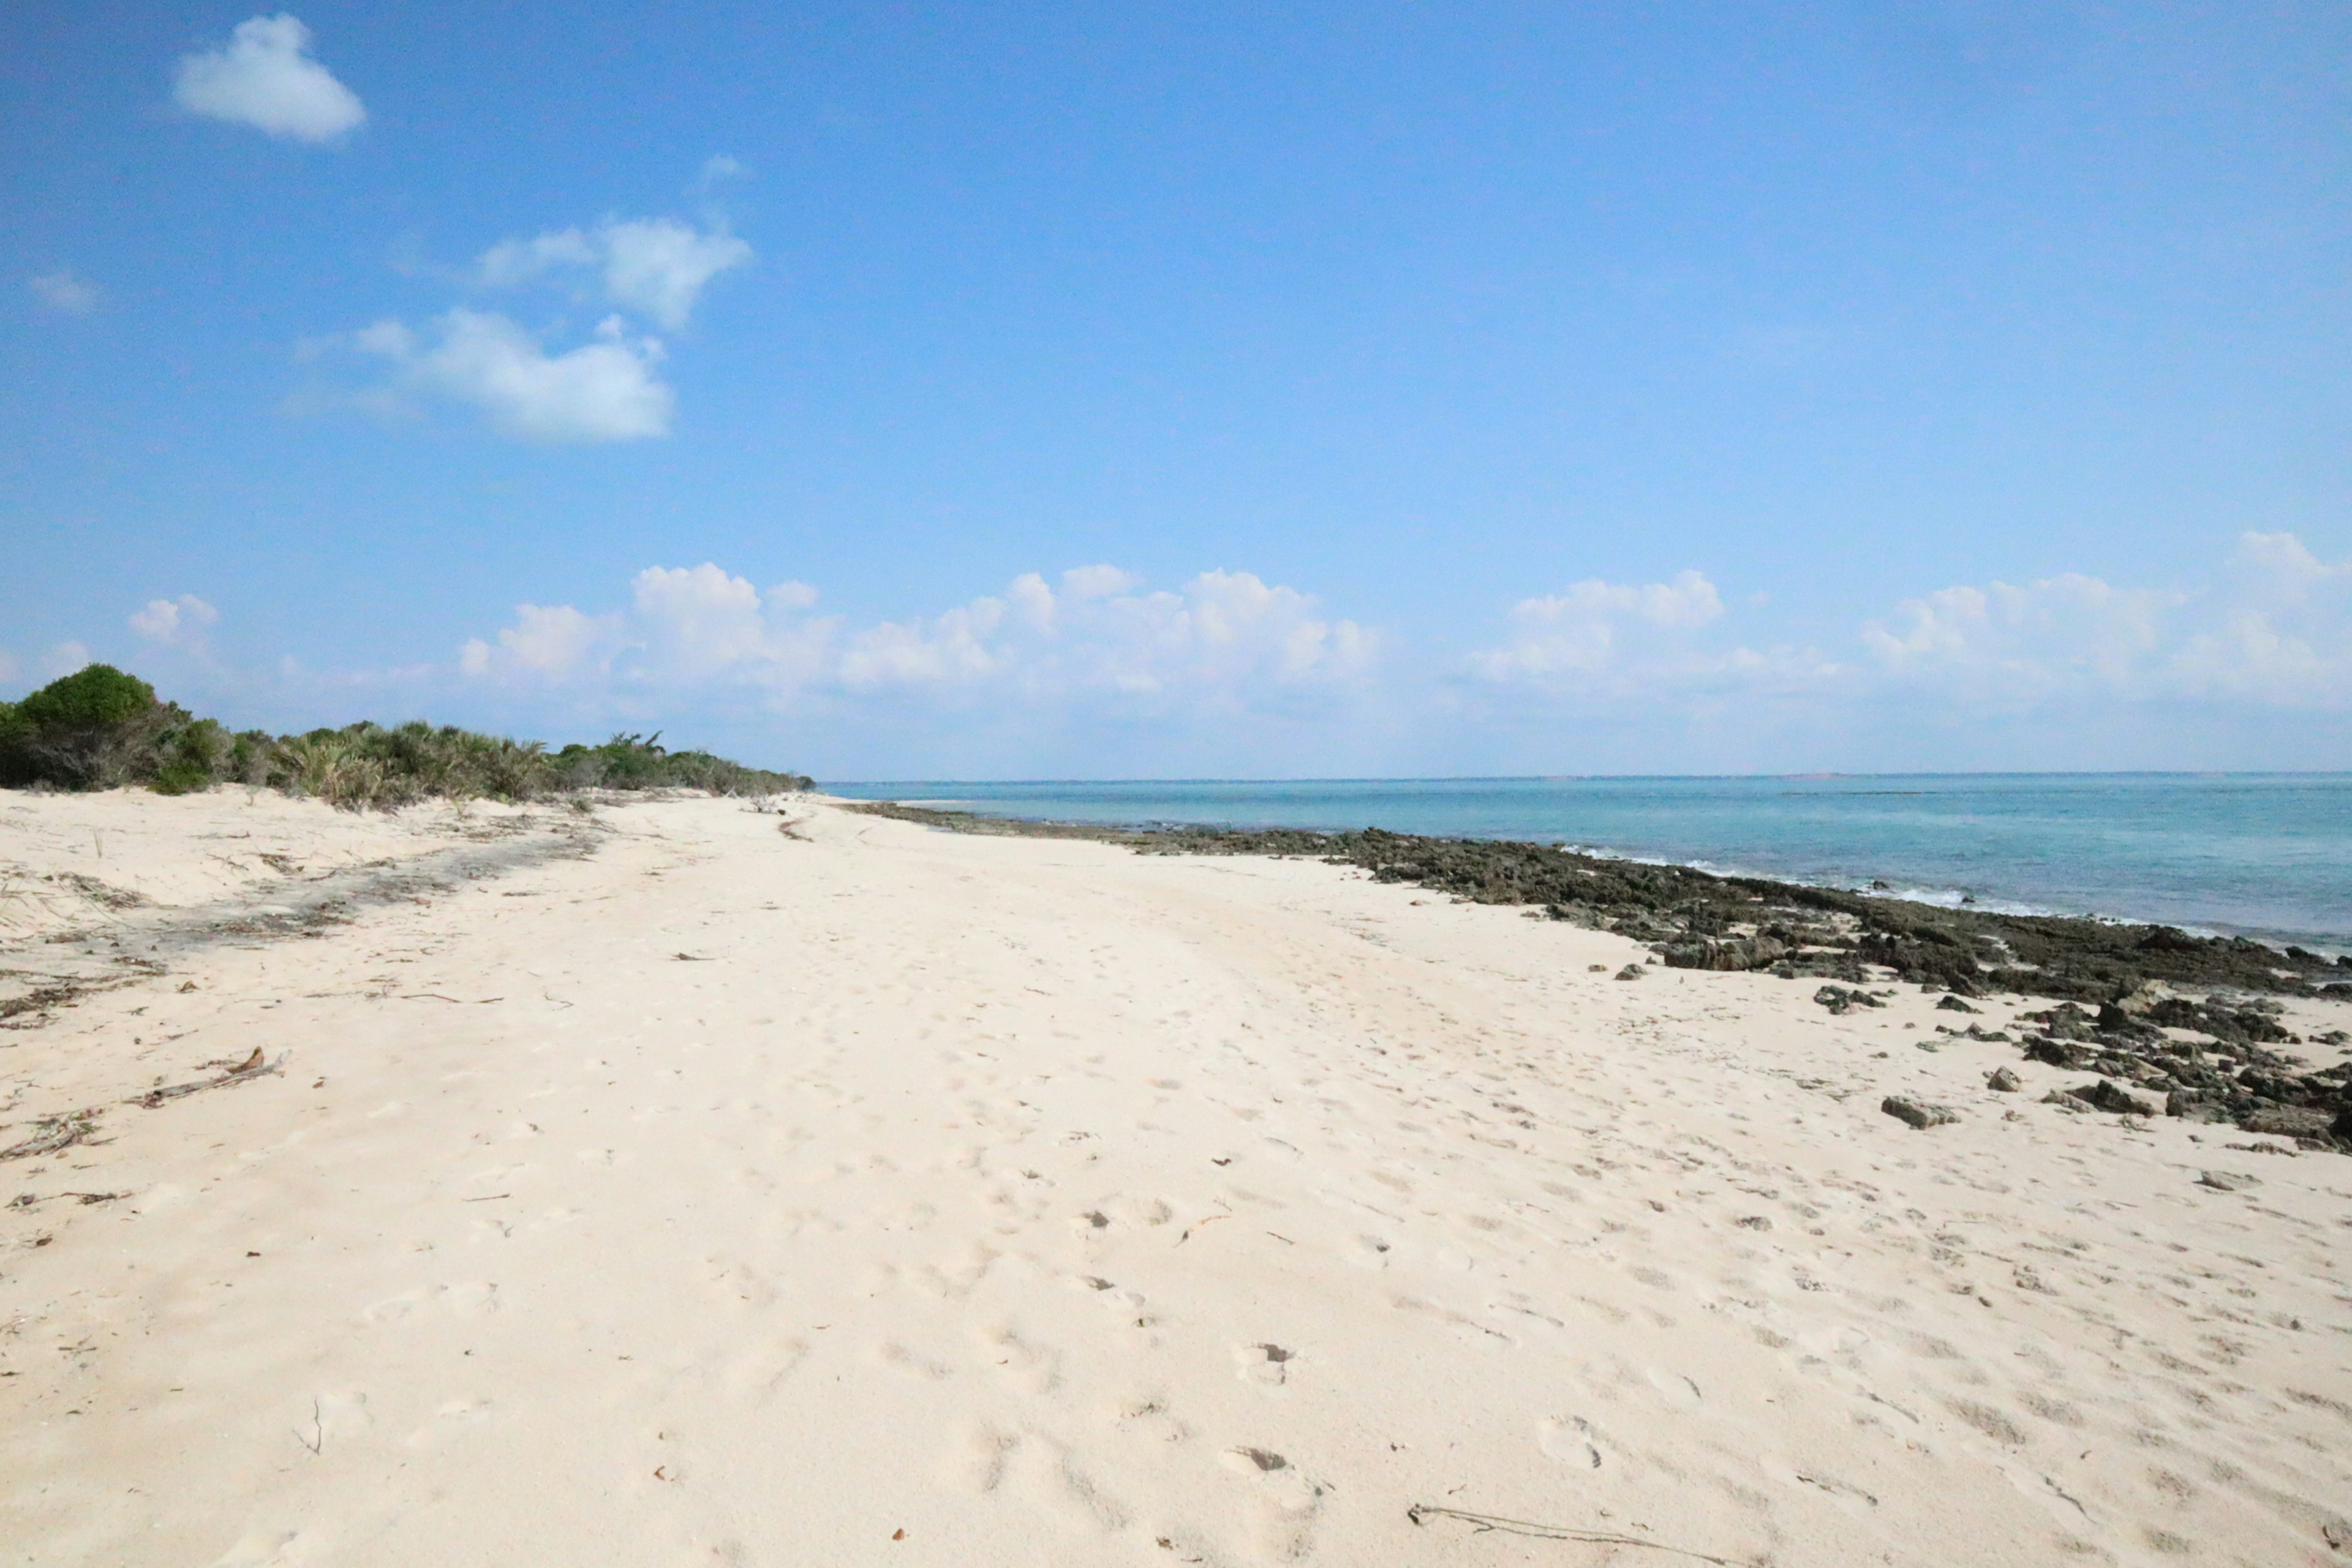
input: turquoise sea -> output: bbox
[824,775,2352,951]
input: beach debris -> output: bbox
[1985,1067,2022,1092]
[127,1047,281,1109]
[2197,1170,2261,1192]
[0,1110,105,1162]
[1814,985,1883,1014]
[1881,1096,1958,1129]
[1613,964,1644,981]
[1935,995,1980,1013]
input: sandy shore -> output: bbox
[2,790,2348,1566]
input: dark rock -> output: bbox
[1614,964,1645,981]
[2042,1089,2098,1112]
[2241,1106,2334,1139]
[2024,1037,2093,1069]
[1814,984,1884,1015]
[1985,1067,2022,1092]
[1661,935,1790,972]
[1936,995,1981,1014]
[1882,1096,1958,1129]
[2069,1079,2157,1115]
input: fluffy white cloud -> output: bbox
[478,217,751,330]
[2167,532,2352,705]
[28,270,97,315]
[1861,574,2180,703]
[129,594,221,647]
[458,563,1373,721]
[838,568,1376,701]
[1466,570,1834,712]
[174,14,364,143]
[1471,570,1725,681]
[460,604,612,678]
[1861,532,2351,709]
[357,309,673,442]
[461,567,833,691]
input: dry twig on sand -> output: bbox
[0,1110,105,1163]
[126,1047,282,1109]
[1406,1506,1747,1565]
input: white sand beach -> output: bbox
[2,790,2348,1567]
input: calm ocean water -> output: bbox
[824,775,2352,951]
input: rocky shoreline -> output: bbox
[845,802,2352,1151]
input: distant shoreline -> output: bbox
[841,800,2352,995]
[824,774,2352,952]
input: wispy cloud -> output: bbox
[28,270,98,315]
[353,310,673,442]
[174,13,364,144]
[478,217,751,330]
[129,594,221,650]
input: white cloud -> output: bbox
[478,217,751,330]
[461,603,613,679]
[1061,564,1141,600]
[1471,570,1726,682]
[458,564,1374,722]
[28,270,97,315]
[357,309,673,442]
[129,594,221,648]
[174,13,365,143]
[1858,533,2352,710]
[2167,532,2352,705]
[1861,573,2180,703]
[838,568,1376,701]
[460,567,834,692]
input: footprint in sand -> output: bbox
[1645,1365,1702,1409]
[1537,1415,1605,1469]
[404,1398,493,1451]
[1220,1447,1325,1560]
[978,1323,1063,1394]
[1234,1341,1294,1390]
[360,1281,499,1324]
[944,1423,1020,1493]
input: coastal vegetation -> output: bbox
[0,663,810,807]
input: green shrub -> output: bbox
[150,717,232,795]
[17,664,156,729]
[0,664,178,789]
[2,666,808,807]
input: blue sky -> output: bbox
[5,2,2349,777]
